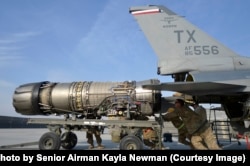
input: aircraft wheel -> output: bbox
[119,135,144,150]
[61,132,78,150]
[39,132,61,150]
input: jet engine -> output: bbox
[12,79,161,119]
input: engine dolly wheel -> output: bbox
[119,135,144,150]
[61,131,78,150]
[39,132,61,150]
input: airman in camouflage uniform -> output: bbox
[142,127,165,150]
[190,102,221,150]
[164,99,221,150]
[85,114,105,149]
[193,103,207,122]
[86,126,105,149]
[135,115,165,150]
[163,107,193,148]
[142,127,158,149]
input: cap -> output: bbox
[185,99,195,105]
[164,92,195,105]
[173,92,183,97]
[164,96,185,102]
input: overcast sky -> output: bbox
[1,0,250,117]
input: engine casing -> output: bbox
[12,79,161,117]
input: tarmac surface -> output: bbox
[0,128,249,150]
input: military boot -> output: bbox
[97,144,105,149]
[88,144,94,150]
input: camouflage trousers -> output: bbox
[191,127,221,150]
[86,128,102,145]
[178,127,192,147]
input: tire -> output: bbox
[61,132,78,150]
[39,132,61,150]
[119,135,144,150]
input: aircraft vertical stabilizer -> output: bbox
[129,5,250,75]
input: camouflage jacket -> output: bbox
[162,114,185,130]
[194,106,207,122]
[164,106,209,135]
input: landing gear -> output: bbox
[119,135,143,150]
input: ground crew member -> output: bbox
[86,126,105,149]
[142,127,158,149]
[190,101,220,149]
[142,127,165,150]
[85,114,105,149]
[192,102,207,121]
[138,115,165,150]
[163,107,193,148]
[164,99,221,150]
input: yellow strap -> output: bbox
[177,123,185,130]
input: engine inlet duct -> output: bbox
[12,79,161,117]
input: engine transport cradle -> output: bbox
[0,117,164,150]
